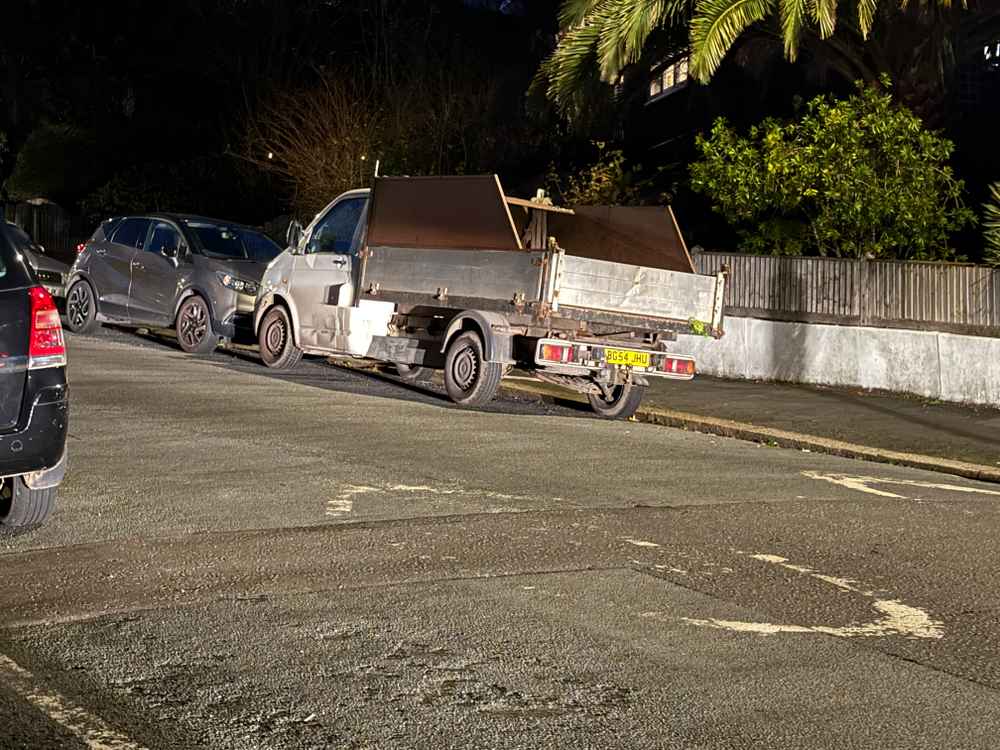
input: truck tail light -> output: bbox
[28,286,66,369]
[661,356,695,376]
[540,343,572,363]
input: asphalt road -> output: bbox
[2,327,1000,749]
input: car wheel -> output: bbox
[258,305,303,370]
[0,477,56,536]
[588,382,646,420]
[176,295,217,354]
[64,279,99,334]
[443,331,502,407]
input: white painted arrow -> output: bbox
[654,553,944,640]
[802,471,1000,500]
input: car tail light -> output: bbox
[76,242,88,254]
[28,286,66,369]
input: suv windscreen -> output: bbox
[185,222,281,261]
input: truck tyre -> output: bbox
[176,295,217,354]
[0,477,56,535]
[443,331,502,407]
[394,363,433,383]
[65,279,99,334]
[588,383,646,420]
[259,305,303,370]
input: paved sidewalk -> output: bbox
[501,375,1000,481]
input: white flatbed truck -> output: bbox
[254,175,726,419]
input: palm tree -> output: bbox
[537,0,990,117]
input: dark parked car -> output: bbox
[4,221,70,299]
[0,222,68,535]
[64,214,282,352]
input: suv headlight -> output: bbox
[217,272,259,296]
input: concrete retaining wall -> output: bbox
[662,316,1000,407]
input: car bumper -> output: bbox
[0,385,69,480]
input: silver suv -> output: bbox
[64,214,282,352]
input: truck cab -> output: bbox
[255,189,400,363]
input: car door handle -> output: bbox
[95,248,107,256]
[132,261,144,270]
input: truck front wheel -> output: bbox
[259,305,303,370]
[588,383,646,420]
[443,332,502,407]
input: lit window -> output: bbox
[648,56,690,101]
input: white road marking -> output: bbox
[670,552,944,640]
[325,484,378,517]
[621,538,661,548]
[802,471,1000,500]
[0,653,147,749]
[327,481,564,517]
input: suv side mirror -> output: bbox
[161,245,178,259]
[286,220,304,251]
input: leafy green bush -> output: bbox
[984,183,1000,266]
[546,142,644,206]
[690,83,974,260]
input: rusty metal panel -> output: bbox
[556,255,719,324]
[366,175,522,252]
[363,245,545,302]
[547,206,694,273]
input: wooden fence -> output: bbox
[693,252,1000,337]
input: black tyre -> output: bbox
[394,363,433,383]
[176,295,217,354]
[258,305,303,370]
[0,477,56,536]
[588,383,646,420]
[64,279,99,334]
[443,331,502,407]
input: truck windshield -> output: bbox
[186,222,282,262]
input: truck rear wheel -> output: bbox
[588,383,646,420]
[0,477,56,535]
[443,331,502,407]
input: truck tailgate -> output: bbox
[552,253,725,336]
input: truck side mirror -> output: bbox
[286,220,304,251]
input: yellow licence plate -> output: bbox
[605,348,651,368]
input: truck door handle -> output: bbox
[332,258,347,267]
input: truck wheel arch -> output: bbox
[440,310,514,365]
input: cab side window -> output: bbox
[307,198,365,254]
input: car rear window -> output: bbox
[92,217,123,242]
[0,226,34,290]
